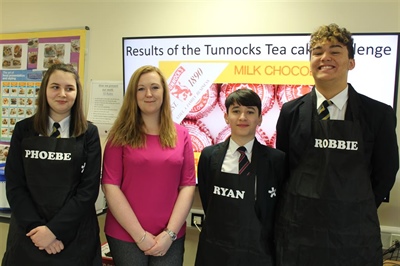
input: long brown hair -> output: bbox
[108,65,176,148]
[33,63,87,136]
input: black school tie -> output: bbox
[318,100,333,120]
[50,122,61,138]
[237,146,250,175]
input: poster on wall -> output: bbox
[87,80,124,137]
[123,34,400,157]
[0,28,88,142]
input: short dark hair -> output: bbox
[310,23,354,59]
[225,89,262,115]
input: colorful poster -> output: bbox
[0,29,87,141]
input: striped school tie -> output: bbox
[50,122,61,138]
[237,146,250,175]
[318,100,333,120]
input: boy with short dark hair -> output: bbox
[195,89,286,266]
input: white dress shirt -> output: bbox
[48,116,71,138]
[315,87,349,120]
[221,138,254,174]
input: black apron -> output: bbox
[196,164,273,266]
[3,136,101,266]
[276,106,382,266]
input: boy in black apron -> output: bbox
[195,89,286,266]
[275,23,399,266]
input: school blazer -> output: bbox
[197,137,286,233]
[276,84,399,207]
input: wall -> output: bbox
[1,0,400,229]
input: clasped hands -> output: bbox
[136,231,172,257]
[26,225,64,255]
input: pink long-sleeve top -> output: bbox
[102,124,196,242]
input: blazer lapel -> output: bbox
[252,139,271,221]
[297,89,314,149]
[345,83,362,120]
[211,137,230,174]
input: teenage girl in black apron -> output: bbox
[2,63,102,266]
[4,134,101,265]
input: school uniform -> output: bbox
[2,116,102,266]
[275,84,399,266]
[195,137,286,266]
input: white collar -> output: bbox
[229,138,255,154]
[315,86,348,111]
[48,116,70,135]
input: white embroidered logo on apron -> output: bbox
[81,162,86,173]
[268,187,276,198]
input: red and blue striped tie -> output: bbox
[237,146,250,175]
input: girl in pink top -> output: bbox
[102,65,196,266]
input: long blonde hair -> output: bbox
[108,65,176,148]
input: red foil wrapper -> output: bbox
[276,84,313,108]
[181,119,213,152]
[185,83,219,120]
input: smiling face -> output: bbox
[224,103,262,145]
[136,71,164,117]
[46,70,77,121]
[310,39,355,86]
